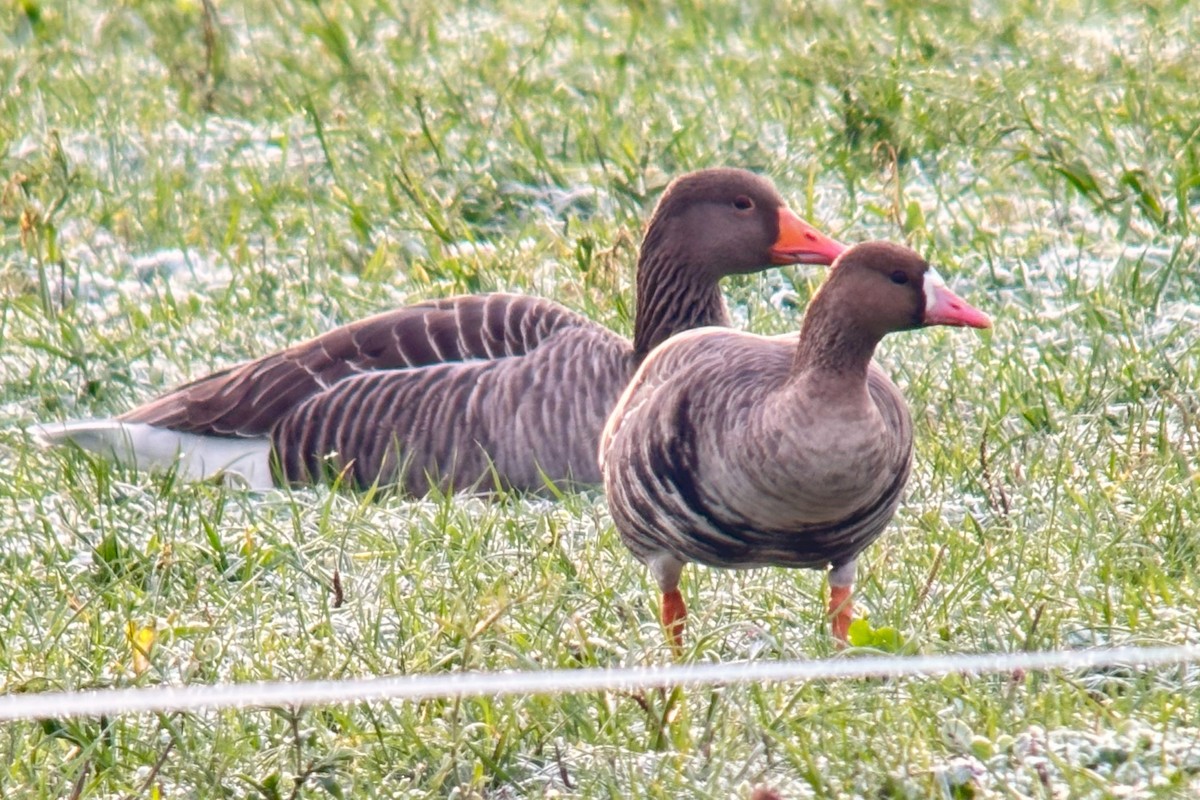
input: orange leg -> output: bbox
[828,584,853,647]
[662,589,687,652]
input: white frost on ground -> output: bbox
[922,721,1200,799]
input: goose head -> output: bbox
[818,241,992,337]
[640,168,846,279]
[633,168,845,357]
[793,241,990,376]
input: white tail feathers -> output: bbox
[30,420,274,490]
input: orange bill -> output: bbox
[769,207,847,266]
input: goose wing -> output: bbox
[120,293,589,438]
[270,321,632,493]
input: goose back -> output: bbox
[120,294,587,438]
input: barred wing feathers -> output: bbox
[120,294,589,439]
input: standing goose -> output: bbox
[599,241,990,647]
[32,169,845,494]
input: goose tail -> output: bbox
[29,419,274,489]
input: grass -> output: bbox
[2,0,1200,796]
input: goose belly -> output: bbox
[609,428,911,571]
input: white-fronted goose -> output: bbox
[32,169,846,494]
[599,240,991,648]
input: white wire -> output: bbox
[1,644,1198,722]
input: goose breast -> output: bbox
[601,329,911,570]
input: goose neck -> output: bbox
[633,258,728,360]
[791,301,882,391]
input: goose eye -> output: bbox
[733,195,754,211]
[890,270,909,285]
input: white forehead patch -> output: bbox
[923,267,945,311]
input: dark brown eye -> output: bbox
[733,195,754,211]
[890,270,909,285]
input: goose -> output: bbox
[599,240,991,648]
[31,168,846,494]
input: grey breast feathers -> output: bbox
[603,331,913,571]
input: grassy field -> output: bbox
[2,0,1199,796]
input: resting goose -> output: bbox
[32,168,845,494]
[599,240,991,648]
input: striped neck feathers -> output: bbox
[633,247,730,360]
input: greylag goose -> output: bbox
[32,169,846,494]
[599,241,991,647]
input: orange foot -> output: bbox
[829,584,853,647]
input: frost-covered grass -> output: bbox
[3,0,1200,797]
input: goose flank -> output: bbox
[32,169,845,494]
[599,240,991,647]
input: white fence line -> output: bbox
[2,644,1199,722]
